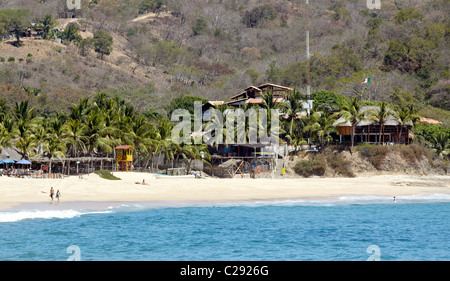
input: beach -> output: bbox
[0,172,449,210]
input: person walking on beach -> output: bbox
[56,190,61,202]
[50,187,54,201]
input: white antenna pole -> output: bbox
[305,0,313,112]
[306,0,310,100]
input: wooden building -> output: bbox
[333,106,413,145]
[227,83,292,107]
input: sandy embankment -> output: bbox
[0,172,449,210]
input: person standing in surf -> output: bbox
[56,190,61,202]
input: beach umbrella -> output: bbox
[16,159,32,165]
[2,159,15,164]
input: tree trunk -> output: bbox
[351,124,355,149]
[379,125,382,145]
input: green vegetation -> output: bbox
[0,94,211,174]
[242,4,277,28]
[93,30,113,60]
[0,9,29,46]
[357,144,434,170]
[414,123,450,159]
[0,0,448,176]
[293,154,326,177]
[165,95,208,116]
[94,170,121,180]
[0,1,448,117]
[61,22,81,43]
[323,146,355,177]
[138,0,165,14]
[294,147,356,178]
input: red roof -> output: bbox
[245,98,284,104]
[115,145,134,150]
[419,117,444,125]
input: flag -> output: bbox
[362,77,370,84]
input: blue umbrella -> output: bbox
[16,159,31,165]
[0,161,4,164]
[2,159,15,164]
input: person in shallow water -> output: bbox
[56,190,61,202]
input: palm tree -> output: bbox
[431,131,450,159]
[64,119,87,157]
[43,136,66,175]
[33,126,47,156]
[83,109,112,155]
[15,136,37,160]
[0,99,10,123]
[172,142,190,168]
[370,102,394,144]
[70,98,89,122]
[41,14,55,39]
[127,115,152,169]
[154,117,174,170]
[395,105,412,144]
[14,100,35,122]
[336,97,365,149]
[184,144,211,174]
[317,112,338,147]
[281,90,304,143]
[259,90,284,145]
[408,105,420,128]
[0,123,14,153]
[303,109,321,145]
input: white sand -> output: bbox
[0,172,449,209]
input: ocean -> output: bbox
[0,194,449,261]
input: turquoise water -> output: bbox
[0,195,449,261]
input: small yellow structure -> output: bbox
[115,145,134,172]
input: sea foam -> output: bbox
[2,194,449,223]
[0,209,84,223]
[202,193,450,208]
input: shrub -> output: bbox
[192,17,209,36]
[357,144,389,170]
[8,57,15,62]
[399,144,433,165]
[94,170,121,180]
[293,154,326,177]
[138,0,164,14]
[242,4,277,28]
[325,150,355,177]
[0,57,4,62]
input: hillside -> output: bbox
[0,0,449,122]
[286,145,449,178]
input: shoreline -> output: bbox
[0,172,449,211]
